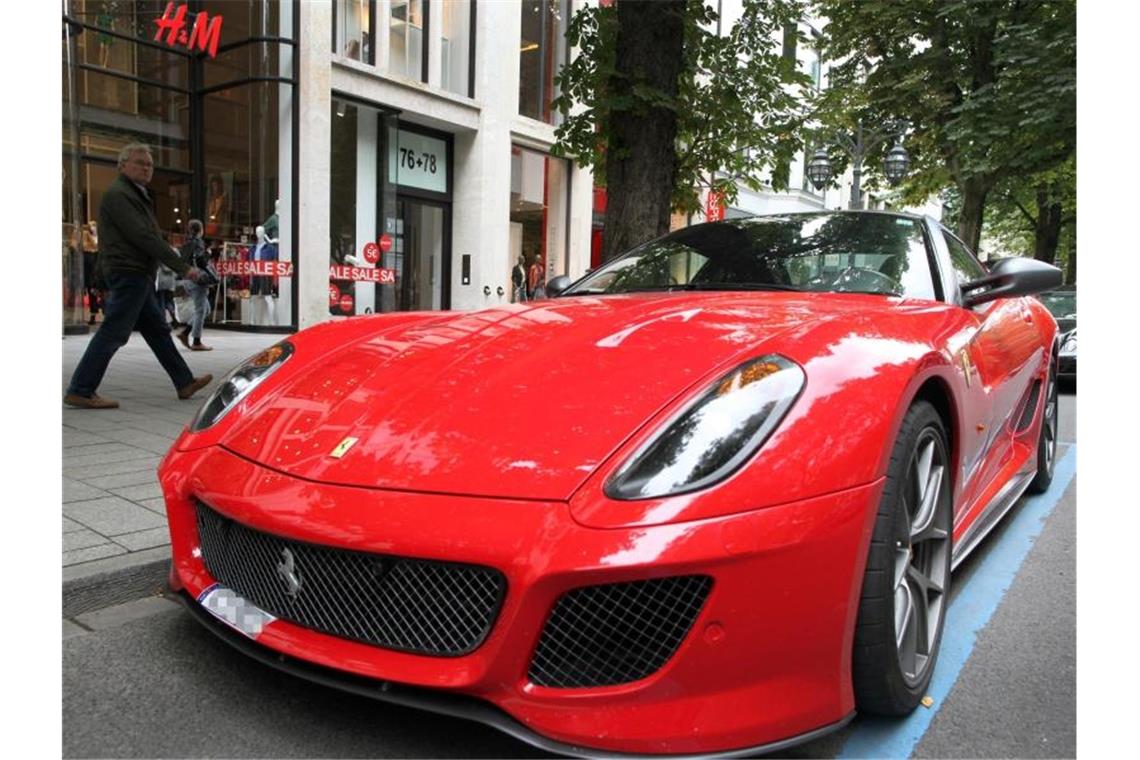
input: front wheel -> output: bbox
[1027,350,1059,494]
[853,401,952,715]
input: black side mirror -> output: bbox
[546,275,573,297]
[961,257,1062,308]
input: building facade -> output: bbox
[60,0,938,336]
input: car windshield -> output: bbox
[1038,292,1076,320]
[567,212,938,299]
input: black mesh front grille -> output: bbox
[195,501,505,656]
[528,575,713,688]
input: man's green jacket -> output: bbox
[97,174,191,278]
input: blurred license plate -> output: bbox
[197,584,276,639]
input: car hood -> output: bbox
[222,293,883,500]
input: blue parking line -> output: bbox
[838,445,1077,759]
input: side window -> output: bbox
[942,231,987,285]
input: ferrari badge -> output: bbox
[330,436,359,458]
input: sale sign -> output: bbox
[329,265,397,283]
[328,284,340,306]
[363,242,380,264]
[379,233,393,253]
[217,260,294,277]
[339,293,355,312]
[705,189,726,222]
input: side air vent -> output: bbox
[1015,379,1042,433]
[528,575,713,688]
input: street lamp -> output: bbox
[882,142,911,186]
[806,149,833,192]
[806,119,910,209]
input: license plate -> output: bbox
[196,584,276,639]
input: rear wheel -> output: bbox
[853,401,952,715]
[1027,350,1059,494]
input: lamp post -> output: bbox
[807,119,910,209]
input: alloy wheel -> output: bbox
[893,429,951,686]
[1043,357,1059,476]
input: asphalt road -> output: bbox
[63,392,1077,759]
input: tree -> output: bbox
[980,156,1076,282]
[553,0,809,261]
[815,0,1076,252]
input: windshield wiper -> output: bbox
[683,282,805,292]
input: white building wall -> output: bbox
[297,1,333,330]
[296,0,596,321]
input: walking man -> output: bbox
[65,143,213,409]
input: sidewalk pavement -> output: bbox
[62,327,282,617]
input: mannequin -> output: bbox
[249,225,278,325]
[263,199,279,243]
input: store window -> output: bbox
[440,0,473,96]
[519,0,568,123]
[62,0,296,333]
[335,0,373,62]
[389,0,426,81]
[509,145,568,301]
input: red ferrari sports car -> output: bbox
[159,211,1062,757]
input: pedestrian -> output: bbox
[511,254,527,303]
[177,219,215,351]
[528,253,546,300]
[64,142,212,409]
[156,261,179,326]
[82,221,102,325]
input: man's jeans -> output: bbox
[67,271,195,398]
[183,279,210,341]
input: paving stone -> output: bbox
[63,543,127,566]
[99,428,179,448]
[65,449,161,469]
[61,441,141,457]
[64,496,167,535]
[65,529,112,553]
[62,430,113,448]
[62,517,87,534]
[64,456,162,481]
[79,469,159,490]
[63,619,88,640]
[109,482,164,502]
[63,478,108,504]
[74,596,180,631]
[139,497,169,515]
[112,526,171,552]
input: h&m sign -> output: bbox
[153,2,224,58]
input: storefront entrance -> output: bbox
[386,199,448,312]
[329,95,453,317]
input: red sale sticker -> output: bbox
[328,284,340,306]
[379,233,393,253]
[339,293,355,312]
[363,242,380,264]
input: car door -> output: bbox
[938,228,1041,519]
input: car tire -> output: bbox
[1027,350,1059,495]
[853,400,952,715]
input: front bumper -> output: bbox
[160,445,881,756]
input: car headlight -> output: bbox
[605,355,805,500]
[190,341,295,432]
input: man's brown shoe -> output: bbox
[64,393,119,409]
[177,374,214,400]
[190,343,213,351]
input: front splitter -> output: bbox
[174,588,854,758]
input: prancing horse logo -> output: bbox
[277,547,303,597]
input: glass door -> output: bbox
[383,198,447,311]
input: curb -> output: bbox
[63,546,171,619]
